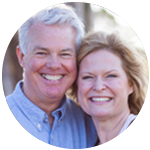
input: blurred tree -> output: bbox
[66,2,93,32]
[3,31,22,96]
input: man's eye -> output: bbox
[36,52,46,55]
[61,53,71,56]
[82,76,93,79]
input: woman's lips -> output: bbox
[88,96,113,103]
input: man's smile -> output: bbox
[41,74,64,81]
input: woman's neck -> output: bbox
[93,111,130,144]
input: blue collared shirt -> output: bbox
[6,81,97,148]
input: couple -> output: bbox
[6,4,148,148]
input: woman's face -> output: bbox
[77,50,133,119]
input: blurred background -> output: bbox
[0,2,150,104]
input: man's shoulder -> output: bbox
[65,98,92,120]
[6,81,23,108]
[6,93,15,108]
[64,98,97,146]
[6,93,22,119]
[65,98,83,113]
[6,87,36,126]
[65,98,79,107]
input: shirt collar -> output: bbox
[13,81,67,131]
[51,95,67,120]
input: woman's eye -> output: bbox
[107,74,117,78]
[82,76,93,80]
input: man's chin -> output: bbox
[45,90,64,100]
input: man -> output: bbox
[6,4,97,148]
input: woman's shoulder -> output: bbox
[127,104,150,130]
[138,104,150,117]
[138,104,150,131]
[126,117,138,130]
[127,105,150,149]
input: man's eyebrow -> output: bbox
[60,48,75,53]
[34,46,49,51]
[33,47,75,53]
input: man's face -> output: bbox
[17,23,77,105]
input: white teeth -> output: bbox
[42,74,63,81]
[92,97,111,102]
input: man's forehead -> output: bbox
[28,23,76,42]
[28,22,46,35]
[26,38,76,51]
[29,22,74,33]
[27,23,76,53]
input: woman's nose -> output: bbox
[92,77,106,92]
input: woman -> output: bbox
[71,31,149,144]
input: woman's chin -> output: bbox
[90,111,111,119]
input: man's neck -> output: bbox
[48,115,54,129]
[22,83,63,127]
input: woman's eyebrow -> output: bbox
[80,71,94,75]
[79,69,119,76]
[105,69,119,73]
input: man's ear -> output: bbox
[16,45,25,68]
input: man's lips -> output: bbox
[41,74,64,81]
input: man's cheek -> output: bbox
[27,60,40,71]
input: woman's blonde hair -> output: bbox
[70,31,149,115]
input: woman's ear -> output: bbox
[129,85,134,95]
[16,45,25,68]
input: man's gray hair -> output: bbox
[19,4,85,54]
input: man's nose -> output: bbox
[46,55,61,70]
[92,77,106,92]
